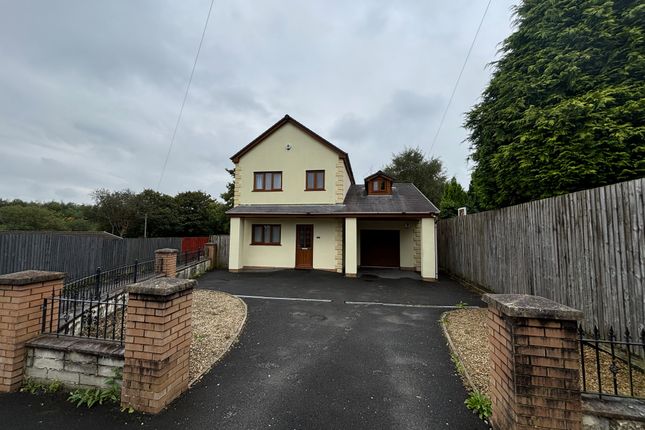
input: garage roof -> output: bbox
[344,183,439,214]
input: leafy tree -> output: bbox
[0,205,68,230]
[174,191,218,236]
[383,147,447,205]
[92,189,138,236]
[220,168,235,210]
[466,0,645,210]
[127,189,179,238]
[439,177,471,218]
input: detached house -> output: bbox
[227,115,439,281]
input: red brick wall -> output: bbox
[121,286,193,413]
[0,271,64,392]
[488,307,582,430]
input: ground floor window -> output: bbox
[252,224,281,245]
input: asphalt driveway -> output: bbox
[0,270,486,429]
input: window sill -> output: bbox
[252,189,283,192]
[304,189,326,191]
[250,243,282,246]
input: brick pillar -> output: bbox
[0,270,65,392]
[121,277,194,414]
[154,248,178,278]
[483,294,583,430]
[204,242,217,270]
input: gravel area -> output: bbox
[443,308,489,393]
[443,308,645,398]
[189,290,247,383]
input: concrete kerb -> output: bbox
[188,293,248,388]
[439,311,478,393]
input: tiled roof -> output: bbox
[226,183,439,216]
[344,183,439,214]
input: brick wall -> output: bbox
[121,277,194,414]
[0,271,65,392]
[484,294,583,430]
[155,248,178,278]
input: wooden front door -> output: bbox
[295,224,314,269]
[360,230,400,268]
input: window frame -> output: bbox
[251,224,281,245]
[305,170,325,191]
[253,171,283,192]
[367,178,392,195]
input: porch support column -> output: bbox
[420,217,437,281]
[229,217,243,272]
[344,217,357,277]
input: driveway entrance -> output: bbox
[0,270,486,430]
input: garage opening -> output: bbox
[360,229,400,268]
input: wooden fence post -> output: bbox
[204,242,217,270]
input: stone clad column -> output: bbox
[483,294,583,430]
[0,270,65,392]
[121,277,194,414]
[154,248,178,277]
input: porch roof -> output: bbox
[226,183,439,217]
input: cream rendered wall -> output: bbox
[239,218,337,270]
[344,218,357,276]
[356,220,416,269]
[236,123,350,205]
[228,218,243,271]
[420,217,437,281]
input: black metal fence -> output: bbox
[62,258,156,300]
[177,249,205,267]
[579,325,645,399]
[39,249,207,343]
[41,289,127,344]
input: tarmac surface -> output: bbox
[0,269,487,429]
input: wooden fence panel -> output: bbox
[0,232,182,280]
[438,178,645,338]
[209,235,230,268]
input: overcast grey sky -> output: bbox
[0,0,518,203]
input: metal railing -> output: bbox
[177,249,205,268]
[579,325,645,399]
[62,258,156,300]
[41,289,127,344]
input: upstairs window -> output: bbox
[252,224,281,245]
[254,171,282,191]
[365,172,393,195]
[306,170,325,191]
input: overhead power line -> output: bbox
[157,0,215,190]
[428,0,492,155]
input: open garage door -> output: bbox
[360,230,400,268]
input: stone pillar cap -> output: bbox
[126,277,195,296]
[483,294,583,321]
[155,248,179,254]
[0,270,66,286]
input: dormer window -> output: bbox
[365,171,394,195]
